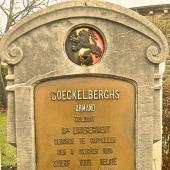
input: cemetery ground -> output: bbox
[0,111,16,170]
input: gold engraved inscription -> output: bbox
[35,76,135,170]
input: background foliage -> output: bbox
[0,112,16,167]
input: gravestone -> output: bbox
[0,0,168,170]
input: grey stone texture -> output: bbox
[132,4,170,80]
[0,0,168,170]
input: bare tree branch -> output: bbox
[36,0,47,7]
[0,0,6,6]
[46,0,50,6]
[13,0,52,21]
[9,0,15,15]
[0,5,9,16]
[23,0,27,8]
[14,0,37,20]
[4,8,10,12]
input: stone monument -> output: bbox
[0,0,168,170]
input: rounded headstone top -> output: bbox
[0,0,168,65]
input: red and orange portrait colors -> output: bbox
[65,26,105,66]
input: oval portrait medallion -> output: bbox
[65,26,105,66]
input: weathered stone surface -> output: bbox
[0,1,168,170]
[132,5,170,79]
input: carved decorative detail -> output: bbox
[65,26,105,66]
[6,46,24,64]
[146,46,163,63]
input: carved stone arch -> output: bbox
[0,0,168,65]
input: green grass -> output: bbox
[0,112,16,166]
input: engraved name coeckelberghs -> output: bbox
[35,76,135,170]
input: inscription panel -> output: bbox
[35,76,135,170]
